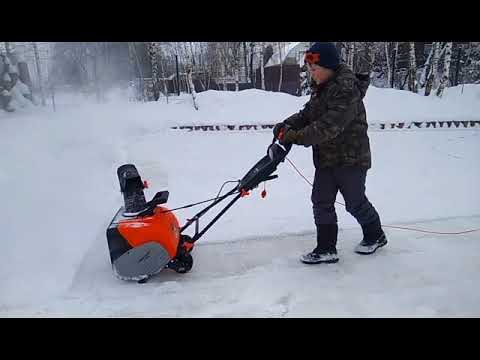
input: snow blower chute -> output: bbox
[106,139,291,283]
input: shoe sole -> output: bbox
[355,239,388,255]
[300,258,339,264]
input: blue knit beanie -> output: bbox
[307,42,340,70]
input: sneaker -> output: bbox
[354,232,387,255]
[300,250,339,264]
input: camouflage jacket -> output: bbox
[283,64,372,169]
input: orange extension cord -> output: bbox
[285,157,480,236]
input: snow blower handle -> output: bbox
[272,124,287,143]
[272,124,292,153]
[178,136,289,246]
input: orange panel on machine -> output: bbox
[118,206,181,258]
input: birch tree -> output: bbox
[148,42,160,101]
[365,42,375,73]
[278,42,283,92]
[419,43,434,88]
[159,55,169,104]
[347,42,355,70]
[300,64,311,95]
[204,42,221,90]
[436,42,453,97]
[85,43,104,103]
[216,42,242,92]
[259,42,265,90]
[230,43,241,91]
[424,42,440,96]
[32,42,46,105]
[249,42,255,86]
[407,42,418,93]
[392,42,399,88]
[385,42,392,87]
[128,42,146,101]
[186,65,198,110]
[198,42,208,90]
[242,42,248,82]
[188,42,196,67]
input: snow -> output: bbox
[265,42,309,67]
[1,85,479,317]
[8,80,33,110]
[14,80,30,96]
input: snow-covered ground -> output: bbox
[1,85,479,317]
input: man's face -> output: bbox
[307,63,333,85]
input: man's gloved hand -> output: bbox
[273,122,286,139]
[273,122,301,146]
[279,129,299,146]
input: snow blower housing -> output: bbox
[106,141,291,283]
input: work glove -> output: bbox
[279,129,299,146]
[273,122,287,139]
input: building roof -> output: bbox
[265,42,310,67]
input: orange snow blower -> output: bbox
[106,140,291,283]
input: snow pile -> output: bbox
[3,83,480,125]
[365,85,480,123]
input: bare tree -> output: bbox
[392,42,399,88]
[408,42,418,93]
[218,44,228,91]
[278,42,283,92]
[216,42,242,92]
[299,64,311,95]
[230,43,241,91]
[85,43,104,103]
[249,42,255,86]
[186,65,198,110]
[148,42,160,101]
[128,42,146,101]
[198,42,208,90]
[419,42,434,88]
[425,42,440,96]
[355,42,375,74]
[159,55,169,104]
[243,42,248,83]
[259,43,265,90]
[204,42,222,90]
[32,42,46,105]
[188,42,196,67]
[364,42,375,73]
[347,42,355,69]
[385,42,392,87]
[436,42,453,97]
[127,42,136,81]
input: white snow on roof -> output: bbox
[265,42,310,67]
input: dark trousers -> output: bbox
[311,166,380,226]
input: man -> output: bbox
[273,42,387,264]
